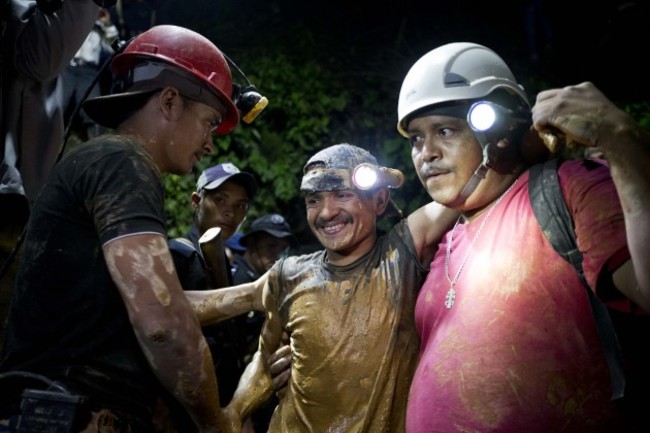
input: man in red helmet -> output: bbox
[0,25,259,433]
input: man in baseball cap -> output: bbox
[171,161,257,291]
[196,162,258,199]
[234,214,296,284]
[168,161,258,424]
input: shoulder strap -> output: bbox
[528,158,626,400]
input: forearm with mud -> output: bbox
[226,351,275,422]
[129,280,227,432]
[227,284,283,424]
[104,235,226,432]
[186,275,266,326]
[598,118,650,309]
[138,318,225,432]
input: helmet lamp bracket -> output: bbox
[222,53,269,124]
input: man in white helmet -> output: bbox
[397,42,650,433]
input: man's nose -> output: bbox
[420,137,442,162]
[318,194,341,219]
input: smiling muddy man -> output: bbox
[221,143,457,432]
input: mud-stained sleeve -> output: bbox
[393,219,429,284]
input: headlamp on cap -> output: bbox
[352,164,404,190]
[301,163,404,193]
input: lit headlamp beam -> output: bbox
[467,101,498,132]
[352,163,404,190]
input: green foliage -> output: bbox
[163,11,650,244]
[164,28,353,239]
[625,101,650,130]
[163,174,195,238]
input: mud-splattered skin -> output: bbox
[532,82,650,312]
[255,221,425,433]
[1,136,225,432]
[223,144,459,432]
[186,272,266,326]
[104,233,224,430]
[305,189,383,266]
[300,144,392,267]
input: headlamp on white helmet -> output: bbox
[466,99,531,149]
[467,101,498,132]
[397,42,530,137]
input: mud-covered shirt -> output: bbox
[1,135,165,418]
[265,219,426,433]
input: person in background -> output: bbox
[169,162,257,292]
[225,231,246,262]
[232,214,296,285]
[223,143,457,432]
[1,0,101,208]
[230,213,296,432]
[0,25,256,433]
[61,7,118,140]
[397,42,650,433]
[167,161,260,433]
[0,0,103,372]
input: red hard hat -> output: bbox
[85,25,239,134]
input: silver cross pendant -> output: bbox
[444,286,456,309]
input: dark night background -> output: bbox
[110,0,650,245]
[116,0,649,103]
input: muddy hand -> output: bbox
[268,331,291,398]
[531,82,629,154]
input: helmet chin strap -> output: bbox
[448,140,499,208]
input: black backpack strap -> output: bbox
[528,158,626,400]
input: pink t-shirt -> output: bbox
[407,159,629,433]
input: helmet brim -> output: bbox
[85,61,240,133]
[83,90,159,130]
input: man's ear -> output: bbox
[373,188,390,216]
[159,87,184,122]
[191,191,201,209]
